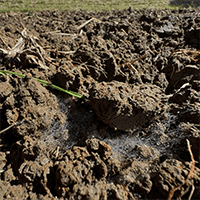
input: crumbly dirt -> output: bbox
[0,8,200,200]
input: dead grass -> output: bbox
[0,0,195,13]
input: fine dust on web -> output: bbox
[104,112,185,161]
[39,94,184,162]
[39,96,71,154]
[40,95,96,155]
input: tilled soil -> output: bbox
[0,8,200,200]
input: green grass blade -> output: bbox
[0,70,83,98]
[0,70,25,78]
[0,71,5,76]
[34,77,83,98]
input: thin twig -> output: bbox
[167,139,196,200]
[123,54,147,67]
[45,30,61,34]
[55,146,60,159]
[170,49,200,62]
[5,12,8,20]
[125,19,136,37]
[121,28,128,35]
[0,123,17,135]
[46,32,76,37]
[188,185,195,200]
[35,14,49,21]
[186,139,195,181]
[45,49,75,54]
[77,18,94,30]
[129,64,139,73]
[30,37,46,67]
[0,35,11,50]
[0,119,24,135]
[57,50,75,54]
[77,17,101,30]
[86,64,108,78]
[12,14,25,30]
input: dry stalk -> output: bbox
[0,123,17,135]
[0,28,52,69]
[121,28,128,35]
[35,14,49,21]
[170,49,200,62]
[0,35,11,50]
[77,17,101,30]
[47,32,77,37]
[11,13,25,30]
[125,19,136,37]
[129,64,139,74]
[30,36,46,65]
[23,15,32,20]
[45,49,75,55]
[186,139,196,181]
[123,54,147,68]
[45,30,61,34]
[5,12,8,20]
[59,51,75,54]
[167,139,196,200]
[188,185,195,200]
[0,119,24,135]
[87,64,107,78]
[55,146,60,159]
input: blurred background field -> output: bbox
[0,0,199,12]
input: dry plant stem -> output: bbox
[125,19,136,36]
[0,120,24,135]
[87,64,107,78]
[123,54,147,67]
[35,14,49,21]
[45,30,61,34]
[45,49,75,55]
[121,28,128,35]
[55,146,60,159]
[30,37,46,65]
[167,139,196,200]
[0,28,51,69]
[77,18,94,30]
[19,18,26,30]
[129,64,139,74]
[170,49,200,56]
[186,139,195,181]
[12,14,25,30]
[0,123,17,135]
[170,49,200,61]
[57,50,75,54]
[0,35,11,50]
[47,32,77,37]
[77,17,101,30]
[188,185,195,200]
[5,12,8,20]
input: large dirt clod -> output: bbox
[90,81,168,132]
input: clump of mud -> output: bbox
[0,8,200,200]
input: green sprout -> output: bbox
[0,70,83,98]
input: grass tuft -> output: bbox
[0,0,192,13]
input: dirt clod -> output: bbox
[0,8,200,200]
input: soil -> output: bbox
[0,7,200,200]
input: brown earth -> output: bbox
[0,7,200,200]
